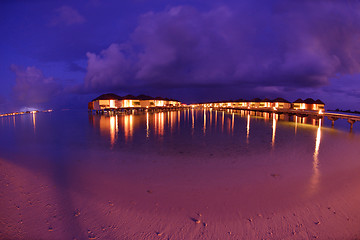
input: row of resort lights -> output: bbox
[0,109,53,118]
[189,98,325,113]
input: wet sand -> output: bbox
[1,144,360,240]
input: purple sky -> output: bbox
[1,0,360,113]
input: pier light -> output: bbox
[319,110,323,114]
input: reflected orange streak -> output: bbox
[246,113,250,142]
[146,112,150,138]
[309,119,322,195]
[203,110,206,135]
[231,113,234,133]
[191,109,195,132]
[124,115,133,141]
[168,111,170,126]
[272,113,277,148]
[170,111,176,132]
[109,115,118,147]
[222,111,225,132]
[32,112,36,133]
[154,112,165,136]
[215,110,217,126]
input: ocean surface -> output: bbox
[1,109,360,239]
[0,109,359,166]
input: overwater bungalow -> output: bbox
[137,94,156,108]
[249,98,262,108]
[153,97,168,107]
[237,99,248,108]
[292,98,325,111]
[260,98,272,108]
[89,93,182,110]
[272,98,291,109]
[292,98,306,110]
[168,99,182,107]
[89,93,123,110]
[314,99,325,111]
[122,95,141,108]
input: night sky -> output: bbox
[1,0,360,113]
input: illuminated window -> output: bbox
[110,100,115,108]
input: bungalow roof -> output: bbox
[315,99,325,105]
[293,98,305,103]
[92,93,123,101]
[154,96,167,100]
[304,98,316,104]
[123,94,138,100]
[137,94,154,100]
[272,97,290,103]
[250,98,262,102]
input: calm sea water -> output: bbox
[1,109,359,188]
[0,109,358,156]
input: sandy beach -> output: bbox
[1,137,360,240]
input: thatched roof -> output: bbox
[122,94,137,100]
[272,97,290,103]
[250,98,262,102]
[315,99,325,105]
[293,98,304,103]
[137,94,154,100]
[92,93,180,102]
[304,98,316,104]
[92,93,122,101]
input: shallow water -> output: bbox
[1,109,360,239]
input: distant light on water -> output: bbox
[20,107,38,112]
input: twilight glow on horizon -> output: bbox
[1,0,360,113]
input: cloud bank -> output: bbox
[83,1,360,94]
[11,65,61,107]
[51,5,85,26]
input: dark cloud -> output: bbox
[50,5,85,26]
[10,65,62,106]
[68,62,86,72]
[0,95,5,105]
[3,0,360,111]
[83,1,360,96]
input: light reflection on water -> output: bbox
[246,113,250,143]
[88,109,330,152]
[32,111,36,132]
[309,119,322,195]
[272,113,277,149]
